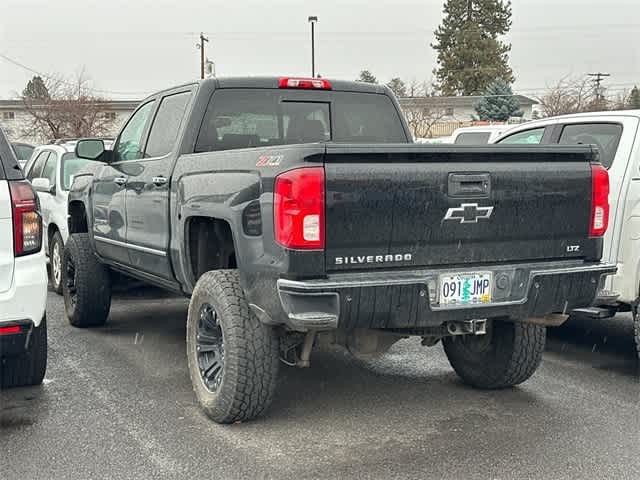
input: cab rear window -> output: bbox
[195,89,407,152]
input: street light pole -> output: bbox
[308,16,318,77]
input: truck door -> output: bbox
[123,89,192,279]
[93,100,155,265]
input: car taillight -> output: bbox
[9,180,42,256]
[278,77,332,90]
[589,164,609,238]
[274,167,325,250]
[0,325,22,336]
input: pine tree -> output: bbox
[628,86,640,109]
[386,78,407,97]
[475,78,522,121]
[357,70,378,84]
[432,0,514,95]
[22,76,50,100]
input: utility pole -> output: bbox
[308,16,318,77]
[588,72,611,107]
[196,33,209,80]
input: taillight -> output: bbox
[589,164,609,237]
[9,180,42,256]
[0,325,22,336]
[278,77,332,90]
[274,167,325,250]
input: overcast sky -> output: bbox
[1,0,638,100]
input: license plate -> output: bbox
[438,272,493,306]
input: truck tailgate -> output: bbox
[324,145,600,272]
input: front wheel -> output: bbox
[49,231,64,295]
[62,233,111,327]
[186,270,279,424]
[443,319,545,389]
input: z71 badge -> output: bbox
[256,154,283,167]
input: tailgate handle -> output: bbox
[448,173,491,198]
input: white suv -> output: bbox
[23,141,102,293]
[0,128,47,388]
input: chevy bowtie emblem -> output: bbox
[444,203,494,224]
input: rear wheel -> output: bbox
[1,317,47,388]
[443,319,545,389]
[49,231,64,295]
[632,305,639,364]
[63,233,111,327]
[186,270,279,424]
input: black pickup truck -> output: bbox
[65,77,615,423]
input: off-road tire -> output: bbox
[186,270,279,424]
[49,231,64,295]
[63,233,111,327]
[1,317,47,388]
[443,319,545,389]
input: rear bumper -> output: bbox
[276,261,617,331]
[0,320,33,357]
[0,251,47,326]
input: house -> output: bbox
[398,95,538,138]
[398,95,538,122]
[0,99,140,145]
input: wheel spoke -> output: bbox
[195,302,225,392]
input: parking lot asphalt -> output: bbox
[1,289,639,480]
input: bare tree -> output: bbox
[407,78,437,97]
[21,70,115,142]
[403,104,448,138]
[536,76,602,117]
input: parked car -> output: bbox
[415,136,453,144]
[11,142,35,169]
[0,128,47,388]
[65,77,614,423]
[22,141,104,293]
[451,125,510,145]
[493,110,640,358]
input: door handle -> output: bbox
[114,177,127,186]
[152,176,168,186]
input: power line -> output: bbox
[0,52,152,96]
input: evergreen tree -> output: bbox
[22,76,50,100]
[628,86,640,109]
[475,78,522,121]
[432,0,514,95]
[386,78,407,97]
[357,70,378,84]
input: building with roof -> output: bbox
[0,99,140,145]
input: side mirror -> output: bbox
[32,177,53,194]
[76,139,105,161]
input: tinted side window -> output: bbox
[27,151,50,180]
[40,153,58,185]
[145,91,191,158]
[558,123,622,168]
[498,128,545,145]
[114,101,155,162]
[454,132,492,145]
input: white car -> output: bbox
[451,125,511,145]
[23,142,103,293]
[493,110,640,356]
[0,128,47,388]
